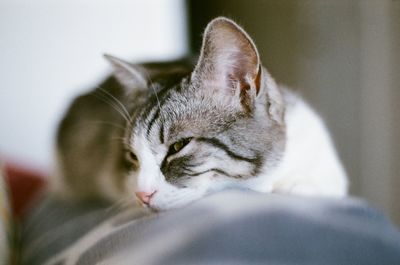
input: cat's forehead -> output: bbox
[130,79,239,145]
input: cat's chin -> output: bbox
[146,190,206,211]
[145,201,188,212]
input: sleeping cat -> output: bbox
[53,17,348,210]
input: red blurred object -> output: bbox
[3,162,47,220]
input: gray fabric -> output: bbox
[21,198,117,264]
[21,191,400,265]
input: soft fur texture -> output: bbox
[53,17,348,210]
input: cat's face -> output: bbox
[109,17,286,210]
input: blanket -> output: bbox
[21,191,400,265]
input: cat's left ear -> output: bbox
[192,17,262,112]
[104,54,148,91]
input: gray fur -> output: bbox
[55,17,287,204]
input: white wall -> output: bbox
[0,0,188,170]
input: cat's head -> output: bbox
[107,17,286,210]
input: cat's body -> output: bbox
[53,17,347,210]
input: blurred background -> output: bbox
[0,0,399,223]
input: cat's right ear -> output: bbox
[104,54,147,91]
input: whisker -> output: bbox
[97,86,131,120]
[65,120,126,132]
[93,87,131,124]
[108,136,127,143]
[92,92,130,124]
[105,197,131,213]
[151,83,162,114]
[94,91,129,121]
[142,72,167,128]
[86,121,126,131]
[143,72,162,113]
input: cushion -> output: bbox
[3,163,47,220]
[21,191,400,265]
[0,163,11,265]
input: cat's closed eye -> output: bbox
[125,150,138,163]
[169,138,192,156]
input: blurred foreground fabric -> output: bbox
[20,191,400,265]
[0,163,10,265]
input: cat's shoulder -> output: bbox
[279,85,303,109]
[279,85,327,130]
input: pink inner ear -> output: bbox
[224,51,260,87]
[193,18,262,112]
[255,64,262,95]
[228,57,261,113]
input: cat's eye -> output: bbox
[170,138,192,155]
[125,151,138,163]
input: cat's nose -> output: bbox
[135,191,156,204]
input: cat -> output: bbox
[53,17,348,211]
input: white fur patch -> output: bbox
[248,93,348,197]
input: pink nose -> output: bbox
[135,191,156,204]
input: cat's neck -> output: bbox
[244,88,348,196]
